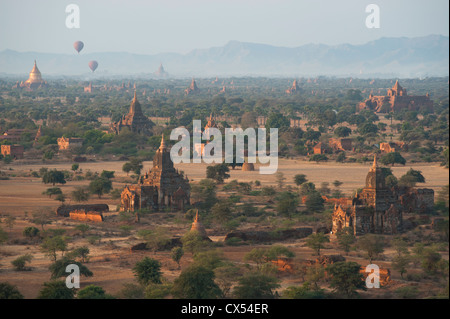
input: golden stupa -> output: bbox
[20,60,47,90]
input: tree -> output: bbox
[294,174,308,186]
[206,164,230,184]
[77,285,114,299]
[304,191,325,212]
[38,280,75,299]
[23,226,40,239]
[398,168,426,187]
[75,224,90,237]
[0,282,24,299]
[67,246,90,263]
[4,215,16,233]
[306,263,325,290]
[275,172,286,189]
[171,265,222,299]
[0,226,8,244]
[357,234,385,263]
[299,182,316,196]
[181,230,209,254]
[122,162,133,176]
[326,261,366,298]
[233,273,280,299]
[133,257,163,286]
[276,192,299,219]
[48,257,93,279]
[42,187,62,198]
[89,177,112,198]
[11,254,33,271]
[55,193,66,205]
[392,254,411,279]
[100,170,115,179]
[171,247,184,269]
[40,236,67,262]
[71,163,79,172]
[336,227,356,254]
[380,152,406,166]
[305,233,329,256]
[42,170,66,186]
[211,201,233,226]
[214,264,242,298]
[282,282,326,299]
[31,210,52,231]
[71,187,90,202]
[334,126,352,138]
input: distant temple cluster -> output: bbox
[285,79,300,94]
[358,80,433,113]
[120,135,190,212]
[12,60,47,91]
[109,92,155,135]
[331,156,434,236]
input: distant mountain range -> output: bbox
[0,35,448,78]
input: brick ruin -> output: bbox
[109,91,155,135]
[120,135,190,212]
[358,80,433,113]
[331,156,434,236]
[1,144,24,159]
[69,210,104,222]
[57,137,84,151]
[56,204,109,217]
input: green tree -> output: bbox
[100,170,115,179]
[336,227,356,255]
[398,168,426,188]
[171,265,222,299]
[0,282,24,299]
[334,126,352,138]
[42,187,62,198]
[133,257,163,285]
[294,174,308,186]
[11,254,33,271]
[75,224,90,237]
[171,247,184,269]
[37,280,75,299]
[380,152,406,166]
[40,236,67,262]
[23,226,40,239]
[326,261,366,298]
[77,285,114,299]
[357,234,385,263]
[42,170,66,186]
[48,257,93,279]
[276,191,299,219]
[71,187,90,202]
[305,191,325,212]
[71,164,79,172]
[211,201,233,226]
[89,177,112,198]
[282,282,326,299]
[233,273,280,299]
[305,233,329,256]
[206,164,230,184]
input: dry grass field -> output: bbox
[0,158,448,299]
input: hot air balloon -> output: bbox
[73,41,84,54]
[88,60,98,72]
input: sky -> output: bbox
[0,0,448,55]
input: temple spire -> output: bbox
[159,134,166,150]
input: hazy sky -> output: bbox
[0,0,448,55]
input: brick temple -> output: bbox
[358,80,433,113]
[109,91,155,135]
[332,156,434,236]
[120,135,190,212]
